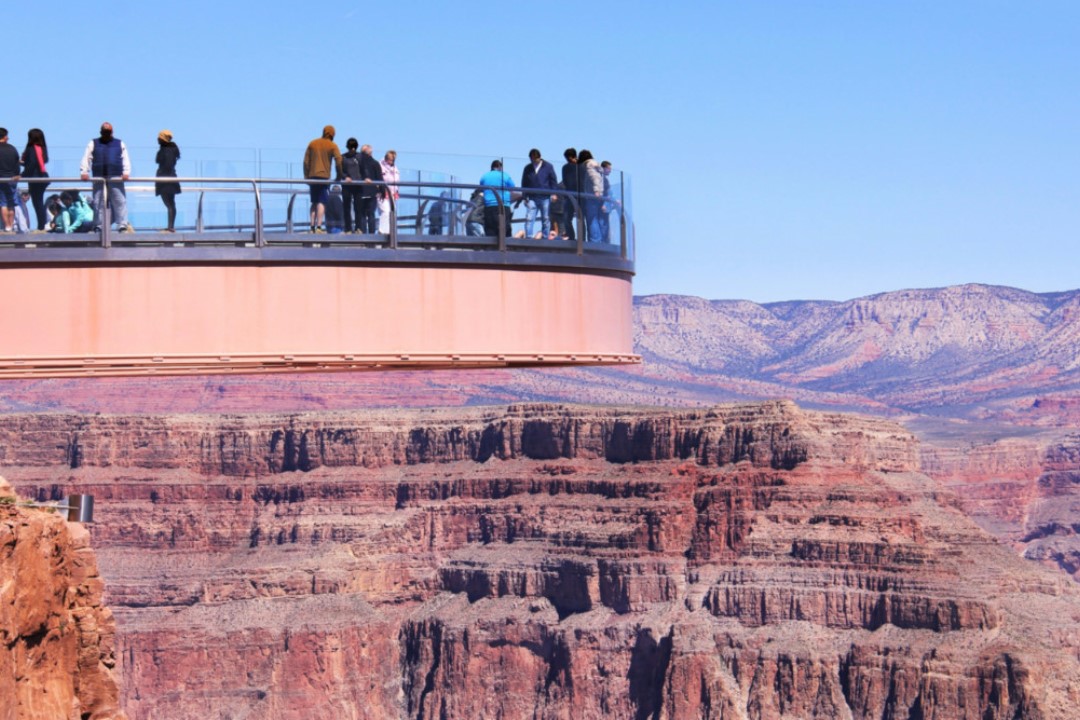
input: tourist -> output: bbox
[600,160,617,244]
[53,190,94,233]
[20,128,49,232]
[479,159,516,237]
[0,128,20,233]
[358,145,383,235]
[80,122,132,232]
[341,138,363,233]
[13,190,31,233]
[461,188,485,237]
[377,150,399,234]
[326,184,345,234]
[428,192,448,236]
[550,184,566,238]
[302,125,343,234]
[155,130,181,233]
[45,193,63,229]
[577,149,603,243]
[560,148,578,241]
[521,149,558,240]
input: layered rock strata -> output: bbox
[921,431,1080,582]
[0,476,125,720]
[2,402,1079,719]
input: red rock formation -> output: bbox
[920,429,1080,583]
[0,476,125,720]
[3,403,1079,719]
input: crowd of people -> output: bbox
[0,123,181,234]
[301,125,400,235]
[0,122,620,242]
[303,127,619,242]
[472,147,620,243]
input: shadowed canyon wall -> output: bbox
[2,403,1079,719]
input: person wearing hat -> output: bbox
[155,130,181,232]
[303,125,343,233]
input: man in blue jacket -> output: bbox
[479,160,516,237]
[521,148,558,239]
[80,122,132,232]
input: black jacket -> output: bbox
[561,161,579,193]
[358,153,384,197]
[342,151,362,181]
[20,143,48,178]
[155,143,182,196]
[0,143,20,178]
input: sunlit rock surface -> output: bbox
[3,403,1079,719]
[0,476,125,720]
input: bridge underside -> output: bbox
[0,260,637,378]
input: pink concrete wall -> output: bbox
[0,265,634,374]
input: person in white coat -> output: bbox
[377,150,399,234]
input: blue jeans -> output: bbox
[525,195,551,238]
[583,196,603,243]
[92,181,127,228]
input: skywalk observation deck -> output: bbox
[0,170,637,378]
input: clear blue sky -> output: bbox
[8,1,1078,302]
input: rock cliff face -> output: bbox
[0,476,125,720]
[920,430,1080,583]
[3,403,1079,719]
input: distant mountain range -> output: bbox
[4,283,1079,425]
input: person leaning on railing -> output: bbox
[302,125,343,234]
[357,145,383,234]
[479,159,517,237]
[80,122,133,233]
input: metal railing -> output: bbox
[1,175,633,263]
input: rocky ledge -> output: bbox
[2,402,1078,719]
[0,476,125,720]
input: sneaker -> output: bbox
[313,227,326,234]
[117,224,130,233]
